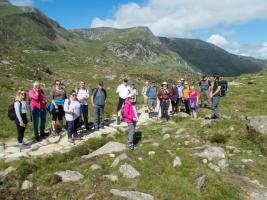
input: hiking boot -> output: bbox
[68,138,74,143]
[19,143,30,150]
[128,144,135,151]
[51,130,57,137]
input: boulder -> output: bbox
[208,163,220,172]
[111,153,129,167]
[90,164,102,171]
[162,134,170,141]
[119,164,140,178]
[250,191,267,200]
[54,170,84,182]
[195,175,206,189]
[5,152,28,162]
[176,112,190,118]
[173,156,182,168]
[196,146,226,161]
[247,116,267,134]
[5,146,20,154]
[82,142,127,159]
[217,159,228,170]
[110,189,154,200]
[103,175,118,182]
[201,120,212,128]
[21,180,33,190]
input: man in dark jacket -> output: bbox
[210,74,222,119]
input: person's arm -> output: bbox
[50,89,58,108]
[116,86,120,97]
[29,89,39,100]
[64,100,73,113]
[14,101,24,126]
[212,86,221,97]
[91,95,94,106]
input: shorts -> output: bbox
[148,99,157,109]
[52,105,64,121]
[117,97,126,112]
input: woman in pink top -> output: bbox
[123,94,138,150]
[188,86,199,119]
[28,81,47,141]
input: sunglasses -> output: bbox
[72,93,76,96]
[20,92,26,95]
[56,83,61,85]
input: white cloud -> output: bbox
[207,34,267,59]
[91,0,267,37]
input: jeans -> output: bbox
[211,96,221,118]
[80,105,88,126]
[171,100,178,113]
[93,105,104,129]
[160,101,170,119]
[31,109,46,138]
[128,122,136,145]
[67,117,79,139]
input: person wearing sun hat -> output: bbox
[182,81,191,114]
[157,81,172,121]
[123,93,138,150]
[180,78,185,86]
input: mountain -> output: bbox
[159,37,267,76]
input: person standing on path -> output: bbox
[142,81,149,107]
[123,94,138,150]
[146,81,157,117]
[14,88,28,148]
[29,81,47,141]
[198,75,211,108]
[176,80,184,113]
[50,80,67,135]
[91,82,107,131]
[76,80,89,129]
[189,86,199,118]
[157,82,172,121]
[170,83,178,114]
[116,78,131,125]
[64,90,81,143]
[182,81,191,115]
[210,73,222,119]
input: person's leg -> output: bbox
[58,105,65,130]
[99,105,104,128]
[83,105,89,127]
[40,109,46,137]
[31,109,40,139]
[67,120,74,139]
[205,90,211,107]
[160,101,164,119]
[128,123,135,149]
[73,117,80,138]
[117,98,124,124]
[165,101,170,120]
[185,100,190,114]
[162,102,167,119]
[212,96,220,118]
[16,122,23,144]
[93,105,99,129]
[171,101,174,113]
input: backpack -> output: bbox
[92,88,107,101]
[200,80,210,91]
[220,80,228,97]
[8,100,21,121]
[76,88,89,96]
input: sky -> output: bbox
[9,0,267,59]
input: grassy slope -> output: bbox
[0,70,267,199]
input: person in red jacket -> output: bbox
[123,94,138,150]
[28,81,47,141]
[157,82,172,121]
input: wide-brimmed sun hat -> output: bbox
[162,82,168,85]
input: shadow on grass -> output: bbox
[133,131,142,145]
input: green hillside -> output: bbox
[159,37,266,76]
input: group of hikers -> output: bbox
[10,73,226,150]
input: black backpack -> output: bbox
[8,100,21,121]
[220,80,228,97]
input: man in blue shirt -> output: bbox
[91,82,107,130]
[146,81,157,118]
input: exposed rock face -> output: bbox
[21,180,33,190]
[195,175,206,189]
[82,142,127,159]
[173,156,182,168]
[247,116,267,134]
[196,146,226,161]
[110,189,154,200]
[111,153,129,167]
[119,164,140,178]
[103,175,118,182]
[54,170,84,182]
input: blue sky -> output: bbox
[9,0,267,58]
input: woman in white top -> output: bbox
[14,88,28,148]
[64,90,81,143]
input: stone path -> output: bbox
[0,106,157,163]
